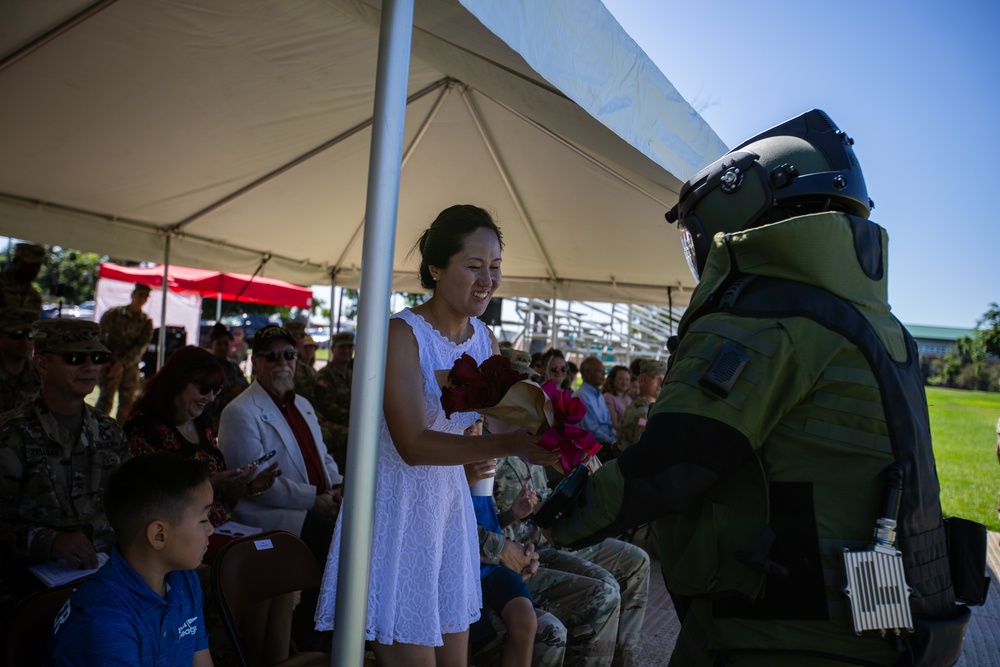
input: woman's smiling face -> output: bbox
[429,227,502,318]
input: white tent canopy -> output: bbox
[0,0,726,307]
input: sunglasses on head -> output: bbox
[258,349,298,362]
[49,351,111,365]
[194,382,223,396]
[5,330,33,340]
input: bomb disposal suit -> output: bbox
[550,110,973,666]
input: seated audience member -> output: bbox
[601,365,632,430]
[125,345,288,666]
[538,349,570,390]
[573,356,616,447]
[293,333,320,404]
[314,331,354,472]
[0,319,128,597]
[124,345,279,527]
[44,452,215,667]
[494,456,650,667]
[464,418,538,667]
[229,327,248,364]
[205,323,249,431]
[218,325,342,649]
[530,352,545,376]
[614,359,666,458]
[0,308,41,413]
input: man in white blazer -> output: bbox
[218,324,343,649]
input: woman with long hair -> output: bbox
[316,205,558,666]
[539,349,569,390]
[601,365,632,430]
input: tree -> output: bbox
[929,303,1000,391]
[36,247,107,304]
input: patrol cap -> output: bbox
[498,346,539,377]
[638,359,667,376]
[32,319,109,354]
[133,282,151,296]
[13,243,45,264]
[331,332,355,347]
[210,322,231,342]
[252,325,296,354]
[0,309,41,333]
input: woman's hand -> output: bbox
[508,429,559,466]
[499,540,540,582]
[463,458,498,487]
[246,462,282,498]
[510,481,538,521]
[213,467,254,506]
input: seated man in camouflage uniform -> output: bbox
[96,282,153,421]
[494,457,650,667]
[314,331,354,471]
[0,319,129,598]
[613,359,667,457]
[0,309,41,414]
[293,333,320,404]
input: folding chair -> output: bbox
[212,530,329,667]
[1,582,78,667]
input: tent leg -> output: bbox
[156,236,170,371]
[331,0,414,665]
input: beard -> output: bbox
[270,368,295,395]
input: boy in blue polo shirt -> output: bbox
[45,452,215,666]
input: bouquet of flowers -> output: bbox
[438,354,600,472]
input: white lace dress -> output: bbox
[314,309,488,646]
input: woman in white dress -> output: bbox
[315,205,559,666]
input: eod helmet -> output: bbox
[665,109,873,279]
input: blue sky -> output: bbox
[602,0,1000,328]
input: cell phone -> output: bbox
[249,450,277,468]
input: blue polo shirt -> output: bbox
[44,546,208,666]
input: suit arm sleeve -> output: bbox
[551,411,752,548]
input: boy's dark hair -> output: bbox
[104,452,211,548]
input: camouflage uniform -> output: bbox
[495,457,650,667]
[614,396,651,457]
[314,363,352,471]
[293,360,318,405]
[0,308,42,414]
[0,362,40,415]
[96,303,153,419]
[0,395,128,568]
[0,273,42,311]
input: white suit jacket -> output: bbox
[218,381,342,536]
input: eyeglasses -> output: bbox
[257,349,298,362]
[549,365,568,374]
[194,382,223,396]
[48,351,111,365]
[5,330,33,340]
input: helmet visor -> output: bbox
[679,224,701,282]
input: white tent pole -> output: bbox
[156,236,170,370]
[550,292,557,351]
[331,0,413,664]
[215,294,222,322]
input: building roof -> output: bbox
[904,324,975,341]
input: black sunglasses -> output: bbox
[5,330,33,340]
[195,382,223,396]
[549,365,568,374]
[49,351,111,365]
[257,349,298,362]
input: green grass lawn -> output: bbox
[928,386,1000,531]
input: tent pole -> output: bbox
[329,277,336,343]
[331,0,413,664]
[550,291,557,351]
[215,293,222,322]
[156,236,170,371]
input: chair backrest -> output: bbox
[212,530,323,664]
[1,583,78,667]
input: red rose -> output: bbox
[449,353,481,386]
[467,379,500,408]
[441,385,467,417]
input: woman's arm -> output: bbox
[383,319,557,467]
